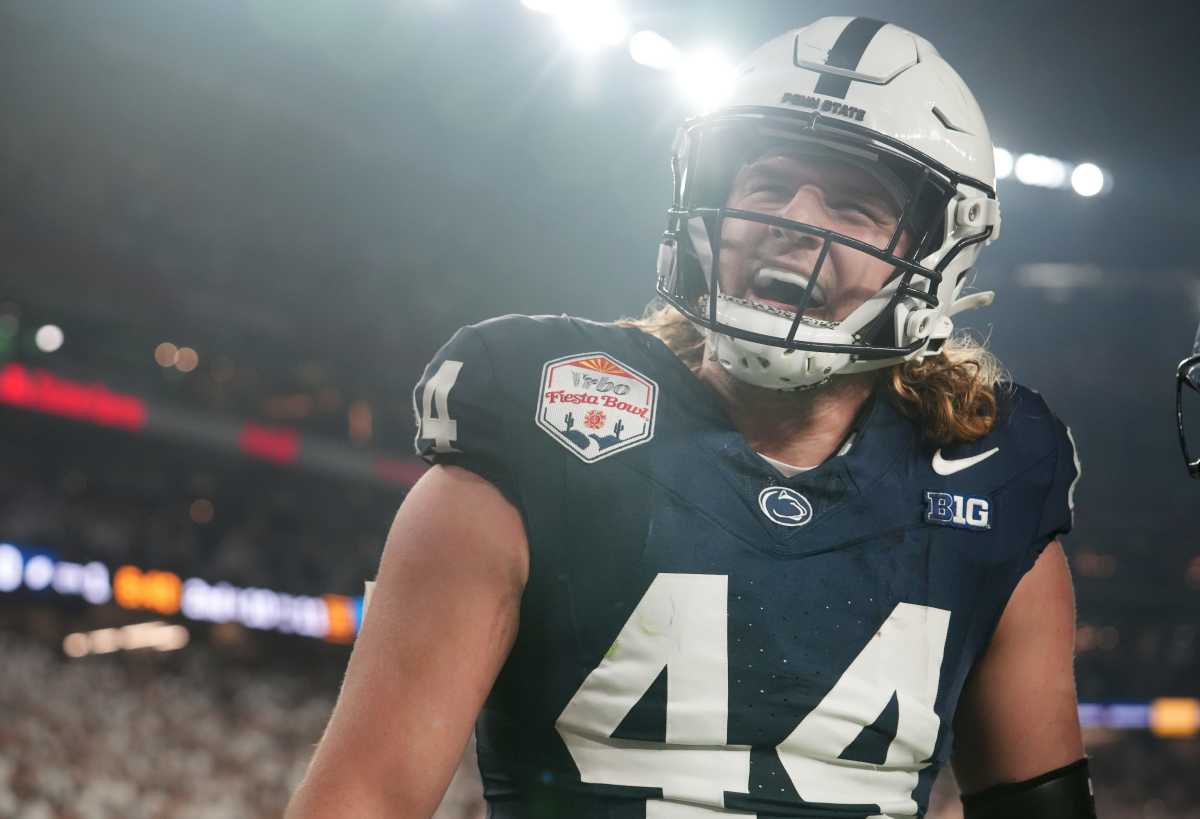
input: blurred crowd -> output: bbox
[1,619,1198,819]
[0,630,489,819]
[0,631,329,819]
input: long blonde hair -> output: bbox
[618,306,1004,447]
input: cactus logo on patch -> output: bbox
[535,352,658,463]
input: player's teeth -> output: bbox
[755,267,826,306]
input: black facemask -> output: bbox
[1176,319,1200,478]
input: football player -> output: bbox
[288,17,1093,819]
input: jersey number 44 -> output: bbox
[555,574,950,818]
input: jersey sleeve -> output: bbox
[1034,415,1080,547]
[412,324,521,507]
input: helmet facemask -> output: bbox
[657,108,996,389]
[1177,322,1200,478]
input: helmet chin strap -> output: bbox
[948,290,995,316]
[702,332,834,393]
[697,294,855,390]
[698,284,998,391]
[840,287,998,376]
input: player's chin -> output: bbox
[825,288,879,321]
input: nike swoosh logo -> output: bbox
[932,446,1000,476]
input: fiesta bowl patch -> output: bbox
[535,352,658,463]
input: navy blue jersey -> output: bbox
[413,315,1078,819]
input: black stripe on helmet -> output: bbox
[813,17,888,99]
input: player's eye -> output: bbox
[746,181,794,198]
[828,199,892,224]
[827,199,873,216]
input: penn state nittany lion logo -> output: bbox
[758,486,814,527]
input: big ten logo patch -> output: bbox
[536,353,658,463]
[924,491,991,531]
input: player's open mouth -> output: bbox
[750,267,828,315]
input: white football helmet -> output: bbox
[656,17,1001,390]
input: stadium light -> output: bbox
[996,148,1111,195]
[190,498,215,524]
[559,3,627,51]
[0,544,362,642]
[629,30,679,71]
[520,0,563,13]
[1014,153,1069,189]
[609,23,1113,194]
[80,562,112,604]
[1071,162,1106,197]
[523,0,627,51]
[176,346,200,373]
[993,147,1013,180]
[24,554,54,591]
[34,324,63,353]
[677,49,736,112]
[63,632,89,658]
[155,342,178,367]
[62,621,190,658]
[0,544,21,592]
[91,628,119,654]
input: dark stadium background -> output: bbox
[2,1,1198,816]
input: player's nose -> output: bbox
[770,185,826,250]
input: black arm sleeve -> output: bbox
[962,757,1097,819]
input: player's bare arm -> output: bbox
[953,540,1094,816]
[285,465,528,818]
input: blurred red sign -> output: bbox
[0,364,147,431]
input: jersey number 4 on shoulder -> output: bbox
[418,359,463,453]
[555,574,950,818]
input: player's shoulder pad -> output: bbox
[972,382,1080,539]
[413,314,644,479]
[437,313,642,400]
[466,313,639,375]
[984,383,1067,469]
